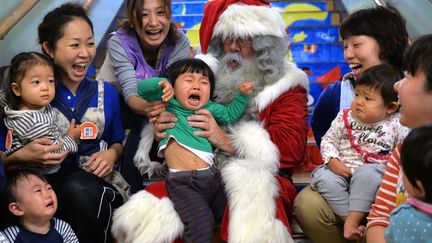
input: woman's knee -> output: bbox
[294,187,348,243]
[294,186,335,222]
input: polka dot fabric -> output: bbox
[385,204,432,242]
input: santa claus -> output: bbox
[111,0,309,242]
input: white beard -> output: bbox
[214,55,267,122]
[215,56,264,103]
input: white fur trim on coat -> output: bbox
[213,4,286,40]
[133,123,166,179]
[111,190,183,243]
[255,61,308,113]
[222,121,294,243]
[229,121,279,173]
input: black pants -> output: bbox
[50,168,123,243]
[166,167,227,243]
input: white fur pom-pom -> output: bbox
[195,53,220,74]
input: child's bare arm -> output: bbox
[159,80,174,102]
[68,119,80,140]
[239,81,254,95]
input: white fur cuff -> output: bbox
[111,190,183,243]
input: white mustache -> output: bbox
[225,52,244,65]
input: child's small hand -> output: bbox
[327,158,352,178]
[68,119,81,140]
[159,80,174,102]
[342,72,355,82]
[239,81,254,95]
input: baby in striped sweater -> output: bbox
[0,52,80,174]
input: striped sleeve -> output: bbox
[5,113,37,139]
[53,218,79,243]
[60,135,78,153]
[366,144,401,228]
[0,231,9,243]
[22,122,56,141]
[2,225,19,242]
[6,112,55,142]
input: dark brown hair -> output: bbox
[120,0,179,45]
[340,6,409,70]
[165,58,215,96]
[0,52,54,111]
[355,64,403,106]
[38,2,93,55]
[403,34,432,92]
[401,126,432,203]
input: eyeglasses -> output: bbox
[223,38,252,47]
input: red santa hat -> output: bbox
[199,0,287,54]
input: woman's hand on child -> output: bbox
[327,158,352,178]
[6,138,68,167]
[239,81,254,95]
[127,96,167,122]
[147,100,168,123]
[84,149,116,177]
[68,119,81,140]
[154,111,177,141]
[159,80,174,102]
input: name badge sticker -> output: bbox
[80,122,98,140]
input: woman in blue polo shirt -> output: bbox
[1,3,124,243]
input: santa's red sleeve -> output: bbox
[260,86,309,172]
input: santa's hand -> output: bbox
[159,80,174,102]
[188,109,235,154]
[239,81,254,95]
[154,111,177,141]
